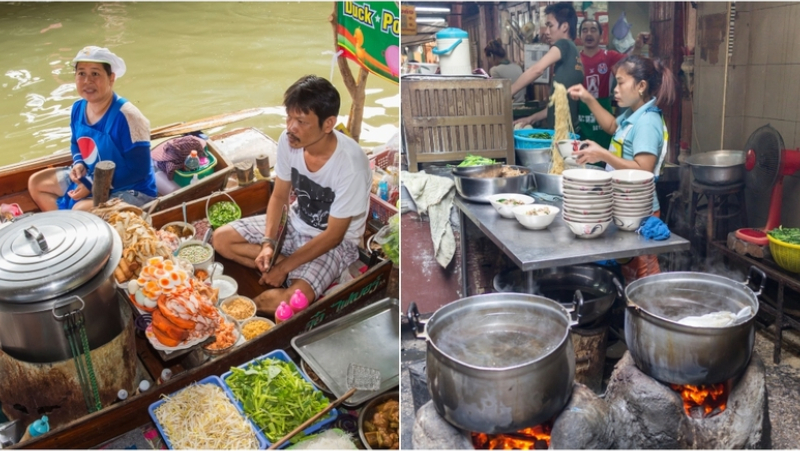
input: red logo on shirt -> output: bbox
[77,137,99,165]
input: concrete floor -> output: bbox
[401,321,800,449]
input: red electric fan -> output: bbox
[735,124,800,245]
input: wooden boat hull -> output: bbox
[16,179,394,449]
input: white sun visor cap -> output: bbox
[72,46,126,78]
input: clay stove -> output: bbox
[410,352,768,449]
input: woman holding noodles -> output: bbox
[566,55,676,282]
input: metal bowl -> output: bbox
[358,390,399,449]
[452,163,502,178]
[532,170,563,196]
[453,165,533,203]
[686,150,745,185]
[516,147,552,167]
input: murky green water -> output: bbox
[0,2,399,167]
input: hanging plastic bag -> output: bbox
[611,11,636,53]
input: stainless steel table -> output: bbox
[455,196,691,296]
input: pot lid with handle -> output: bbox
[0,211,116,303]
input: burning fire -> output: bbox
[669,382,729,418]
[472,424,552,450]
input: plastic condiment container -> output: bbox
[275,301,293,323]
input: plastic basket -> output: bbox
[148,375,268,450]
[173,151,218,187]
[767,234,800,273]
[514,129,579,150]
[206,191,242,229]
[221,349,338,448]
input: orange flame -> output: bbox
[472,424,552,450]
[669,382,729,418]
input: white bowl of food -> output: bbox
[240,316,275,342]
[610,169,655,185]
[160,222,196,242]
[613,215,651,232]
[564,219,612,239]
[176,240,215,272]
[211,275,238,301]
[556,140,580,159]
[512,205,560,230]
[219,295,257,322]
[487,194,535,219]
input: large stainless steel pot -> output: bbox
[686,150,745,185]
[408,293,580,433]
[624,267,765,385]
[0,211,124,363]
[453,165,534,203]
[532,170,562,196]
[493,265,622,325]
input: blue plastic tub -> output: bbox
[514,128,579,150]
[221,349,338,448]
[148,375,268,450]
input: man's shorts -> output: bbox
[229,214,360,298]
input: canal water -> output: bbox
[0,2,399,167]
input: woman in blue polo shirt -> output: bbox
[566,55,676,282]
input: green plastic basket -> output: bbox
[206,191,242,229]
[173,151,217,187]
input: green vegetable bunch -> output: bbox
[768,226,800,245]
[456,154,496,167]
[379,214,399,265]
[226,358,330,443]
[208,201,241,228]
[521,131,554,140]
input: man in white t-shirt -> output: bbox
[214,75,371,316]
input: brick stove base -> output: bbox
[607,351,768,449]
[412,384,612,449]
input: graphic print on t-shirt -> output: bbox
[291,167,335,230]
[77,136,99,166]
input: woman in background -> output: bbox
[484,39,526,104]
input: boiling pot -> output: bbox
[492,265,621,325]
[0,211,124,363]
[624,267,765,385]
[408,293,581,433]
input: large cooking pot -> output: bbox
[453,165,534,203]
[624,267,765,385]
[686,150,745,185]
[0,211,124,363]
[408,293,580,433]
[493,265,622,325]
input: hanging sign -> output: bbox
[337,1,400,84]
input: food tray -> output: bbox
[221,349,337,448]
[291,297,399,406]
[148,375,268,450]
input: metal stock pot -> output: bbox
[624,267,765,385]
[0,211,123,363]
[408,293,581,434]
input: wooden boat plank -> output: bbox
[19,260,393,449]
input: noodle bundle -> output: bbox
[548,82,574,175]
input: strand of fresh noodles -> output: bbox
[548,82,574,175]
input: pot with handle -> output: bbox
[0,211,124,363]
[408,292,583,434]
[624,267,765,385]
[432,28,472,75]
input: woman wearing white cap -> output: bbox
[28,46,157,211]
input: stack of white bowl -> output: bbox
[561,169,613,239]
[610,169,655,231]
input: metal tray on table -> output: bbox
[291,297,399,407]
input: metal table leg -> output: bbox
[527,270,535,293]
[775,281,785,364]
[459,208,469,298]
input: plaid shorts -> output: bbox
[229,215,360,298]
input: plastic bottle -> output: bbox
[27,416,49,438]
[116,389,128,402]
[136,380,151,395]
[274,301,294,323]
[377,180,389,201]
[189,174,200,186]
[157,368,173,385]
[184,150,200,171]
[289,289,309,314]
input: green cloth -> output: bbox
[578,97,613,148]
[548,39,584,130]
